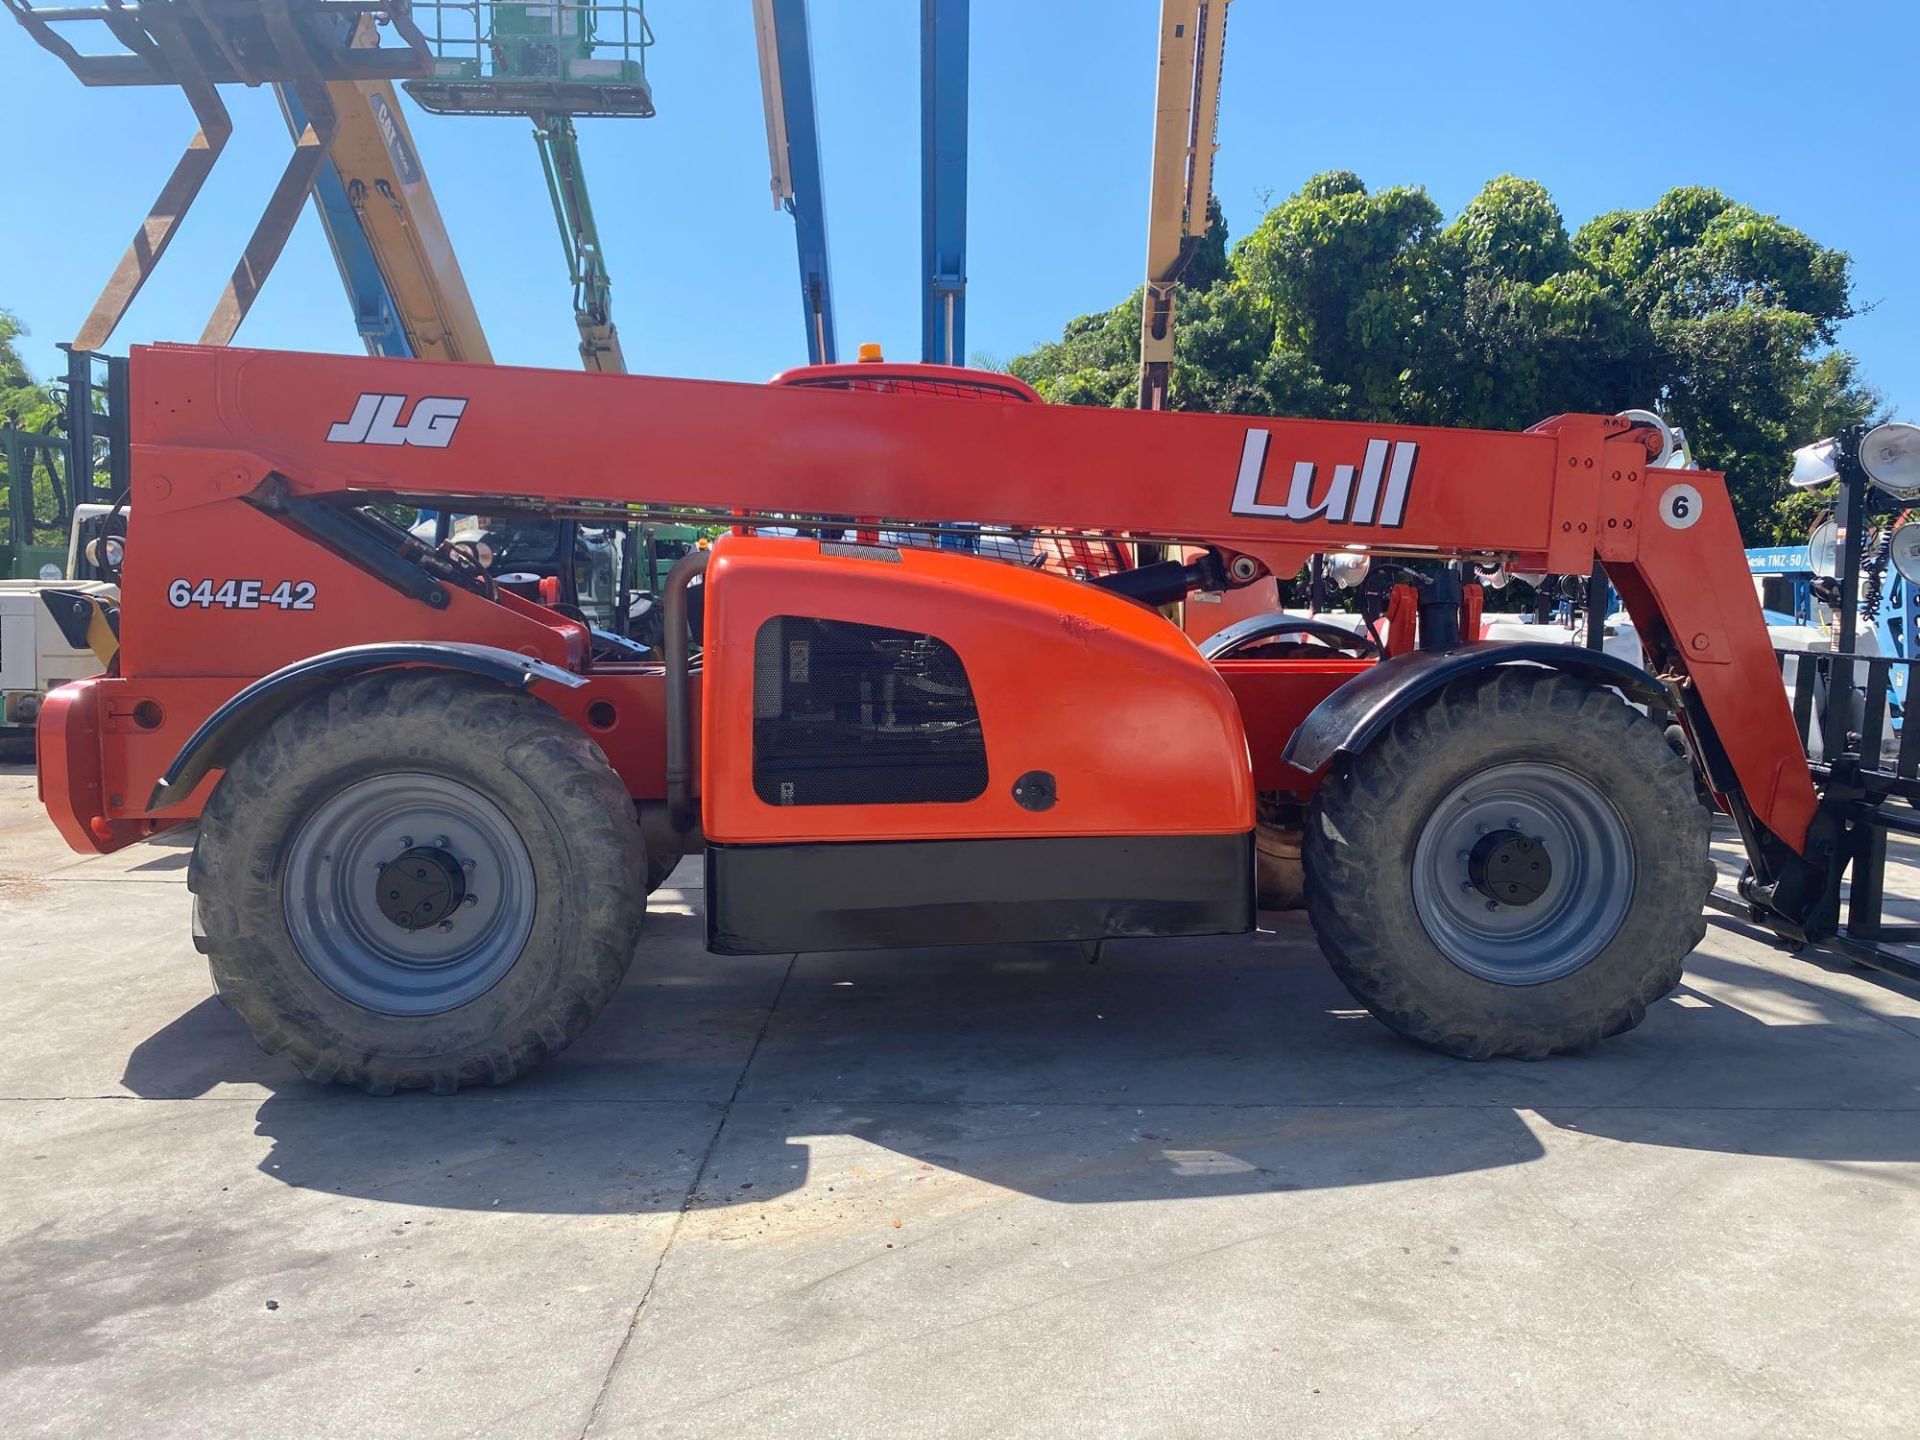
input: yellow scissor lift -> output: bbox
[5,0,490,363]
[5,0,649,375]
[4,0,467,353]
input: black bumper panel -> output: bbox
[705,832,1255,955]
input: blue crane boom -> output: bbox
[753,0,837,365]
[920,0,968,367]
[284,110,414,359]
[753,0,965,369]
[276,60,493,364]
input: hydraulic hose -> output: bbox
[662,549,710,835]
[1862,526,1892,623]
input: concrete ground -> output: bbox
[3,761,1919,1439]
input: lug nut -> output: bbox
[1505,817,1520,828]
[398,836,414,849]
[463,894,478,908]
[1460,882,1474,894]
[1485,900,1499,912]
[461,859,476,872]
[434,836,450,850]
[437,920,454,932]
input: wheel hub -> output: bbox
[282,772,537,1016]
[376,846,468,931]
[1410,761,1635,986]
[1468,829,1552,907]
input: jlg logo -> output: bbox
[1230,429,1418,527]
[326,393,468,448]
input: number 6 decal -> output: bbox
[1660,483,1703,531]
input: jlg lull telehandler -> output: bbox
[38,345,1835,1093]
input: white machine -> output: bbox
[0,506,123,740]
[0,579,115,737]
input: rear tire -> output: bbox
[646,851,683,894]
[190,672,647,1094]
[1302,669,1712,1059]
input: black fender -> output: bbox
[1199,613,1380,660]
[1281,641,1671,774]
[148,642,585,811]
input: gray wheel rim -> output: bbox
[282,772,537,1016]
[1410,761,1635,985]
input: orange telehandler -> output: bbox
[37,342,1842,1093]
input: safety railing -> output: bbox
[2,425,74,574]
[1763,647,1920,979]
[1776,648,1920,797]
[1,353,123,580]
[406,0,653,115]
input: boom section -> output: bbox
[136,346,1578,557]
[281,72,493,363]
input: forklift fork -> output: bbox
[202,0,339,344]
[69,6,234,351]
[5,0,429,349]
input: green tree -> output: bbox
[1573,189,1873,539]
[1013,174,1875,542]
[1,311,83,563]
[1009,292,1141,408]
[1429,176,1636,429]
[1,310,59,431]
[1009,198,1239,411]
[1232,170,1451,422]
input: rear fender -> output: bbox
[1281,641,1670,774]
[147,641,585,811]
[1199,612,1379,660]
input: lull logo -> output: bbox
[326,394,468,448]
[1230,430,1418,527]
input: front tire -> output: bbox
[1302,669,1712,1059]
[190,672,647,1094]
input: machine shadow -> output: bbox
[121,904,1920,1217]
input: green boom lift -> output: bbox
[406,0,654,373]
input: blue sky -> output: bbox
[3,0,1913,423]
